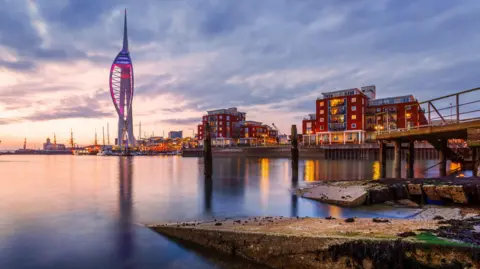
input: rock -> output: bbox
[397,231,416,237]
[397,199,420,208]
[372,218,389,223]
[423,185,441,201]
[413,208,462,220]
[407,183,422,195]
[435,185,453,200]
[368,187,393,204]
[433,216,444,220]
[389,183,409,200]
[450,185,468,204]
[325,216,335,220]
[345,218,355,223]
[215,222,222,226]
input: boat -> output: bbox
[97,149,113,156]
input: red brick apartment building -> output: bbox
[302,85,426,144]
[197,107,278,146]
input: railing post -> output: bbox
[456,94,460,123]
[428,102,431,124]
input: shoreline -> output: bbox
[149,216,480,269]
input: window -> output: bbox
[351,115,357,120]
[376,108,381,112]
[226,115,230,120]
[352,106,356,111]
[320,101,324,107]
[351,123,357,128]
[219,127,223,131]
[362,99,364,105]
[405,105,411,110]
[320,126,324,130]
[320,118,324,122]
[219,115,222,119]
[352,97,356,103]
[320,110,324,115]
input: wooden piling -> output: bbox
[439,140,447,177]
[204,123,213,178]
[473,147,480,177]
[394,140,401,178]
[379,141,387,178]
[407,142,415,179]
[291,125,299,180]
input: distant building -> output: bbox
[196,107,278,146]
[43,137,66,150]
[168,131,183,139]
[197,107,246,140]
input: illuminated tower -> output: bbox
[109,9,135,148]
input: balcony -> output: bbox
[328,123,346,131]
[329,106,346,115]
[329,98,346,107]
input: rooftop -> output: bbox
[368,95,416,106]
[319,88,364,99]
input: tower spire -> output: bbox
[122,9,129,52]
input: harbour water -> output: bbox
[0,155,452,268]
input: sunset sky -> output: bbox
[1,0,480,149]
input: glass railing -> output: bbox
[329,106,346,115]
[328,123,346,131]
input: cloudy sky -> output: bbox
[1,0,480,149]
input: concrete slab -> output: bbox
[149,217,480,269]
[297,185,367,207]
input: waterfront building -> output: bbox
[109,9,135,148]
[197,107,246,141]
[168,131,183,139]
[196,107,278,146]
[302,85,426,144]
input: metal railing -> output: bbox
[377,87,480,135]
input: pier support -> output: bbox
[291,125,299,180]
[379,140,387,178]
[473,147,480,177]
[394,140,401,178]
[439,140,447,177]
[407,141,415,179]
[204,123,213,178]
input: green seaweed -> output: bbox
[415,232,474,247]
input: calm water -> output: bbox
[0,155,458,268]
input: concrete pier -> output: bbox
[150,217,480,269]
[379,141,387,179]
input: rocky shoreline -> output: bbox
[295,177,480,207]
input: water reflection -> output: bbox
[0,155,456,269]
[116,157,134,269]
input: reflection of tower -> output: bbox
[117,157,134,268]
[110,9,135,148]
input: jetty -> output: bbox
[149,216,480,269]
